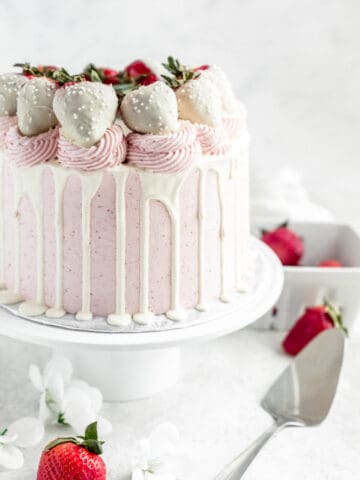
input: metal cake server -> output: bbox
[215,328,345,479]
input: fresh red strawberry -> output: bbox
[193,64,210,71]
[103,68,118,78]
[104,76,120,85]
[318,259,343,267]
[125,60,152,78]
[139,72,158,85]
[283,301,347,355]
[62,81,77,88]
[261,222,304,266]
[37,422,106,480]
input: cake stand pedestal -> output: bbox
[0,239,283,402]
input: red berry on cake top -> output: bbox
[0,73,27,116]
[120,81,178,135]
[17,77,59,136]
[53,81,118,147]
[261,222,304,266]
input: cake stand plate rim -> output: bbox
[0,237,284,351]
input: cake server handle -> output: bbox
[214,421,286,479]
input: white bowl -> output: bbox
[251,221,360,331]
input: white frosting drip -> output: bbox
[54,82,118,148]
[134,169,188,324]
[107,169,132,327]
[45,165,69,319]
[17,77,58,136]
[121,82,178,135]
[196,157,233,307]
[176,77,222,127]
[0,73,27,116]
[76,171,103,320]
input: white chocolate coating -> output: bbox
[0,73,27,116]
[17,77,58,136]
[176,76,222,127]
[53,81,118,148]
[121,81,178,135]
[201,65,239,115]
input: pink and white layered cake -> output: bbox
[0,58,250,326]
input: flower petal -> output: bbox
[7,417,44,448]
[44,357,72,387]
[132,467,145,480]
[63,388,96,434]
[39,394,54,423]
[47,373,64,406]
[29,364,43,392]
[88,387,103,413]
[0,445,24,470]
[149,423,180,459]
[137,438,151,470]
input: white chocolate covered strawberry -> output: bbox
[17,77,58,136]
[120,81,178,135]
[176,76,222,127]
[200,65,239,114]
[53,81,118,148]
[0,73,27,116]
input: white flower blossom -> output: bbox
[0,417,44,470]
[132,423,180,480]
[29,357,111,436]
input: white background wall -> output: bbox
[0,0,359,222]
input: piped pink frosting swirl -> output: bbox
[223,102,247,139]
[126,122,201,173]
[58,125,126,171]
[196,124,230,156]
[6,126,59,167]
[0,116,17,148]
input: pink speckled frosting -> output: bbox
[223,102,247,139]
[126,122,201,173]
[196,124,230,155]
[6,125,59,166]
[58,124,126,171]
[0,116,17,148]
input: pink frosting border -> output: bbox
[0,116,17,148]
[58,125,127,171]
[195,124,230,156]
[6,125,59,167]
[126,122,201,173]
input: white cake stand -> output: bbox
[0,238,283,402]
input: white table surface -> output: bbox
[1,326,359,479]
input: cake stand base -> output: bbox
[0,238,283,402]
[54,346,180,402]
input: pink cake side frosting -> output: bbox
[6,125,59,166]
[0,116,17,147]
[58,124,127,170]
[126,122,201,173]
[3,156,248,318]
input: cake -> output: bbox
[0,58,250,326]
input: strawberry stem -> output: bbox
[161,56,200,88]
[44,422,105,455]
[324,300,348,336]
